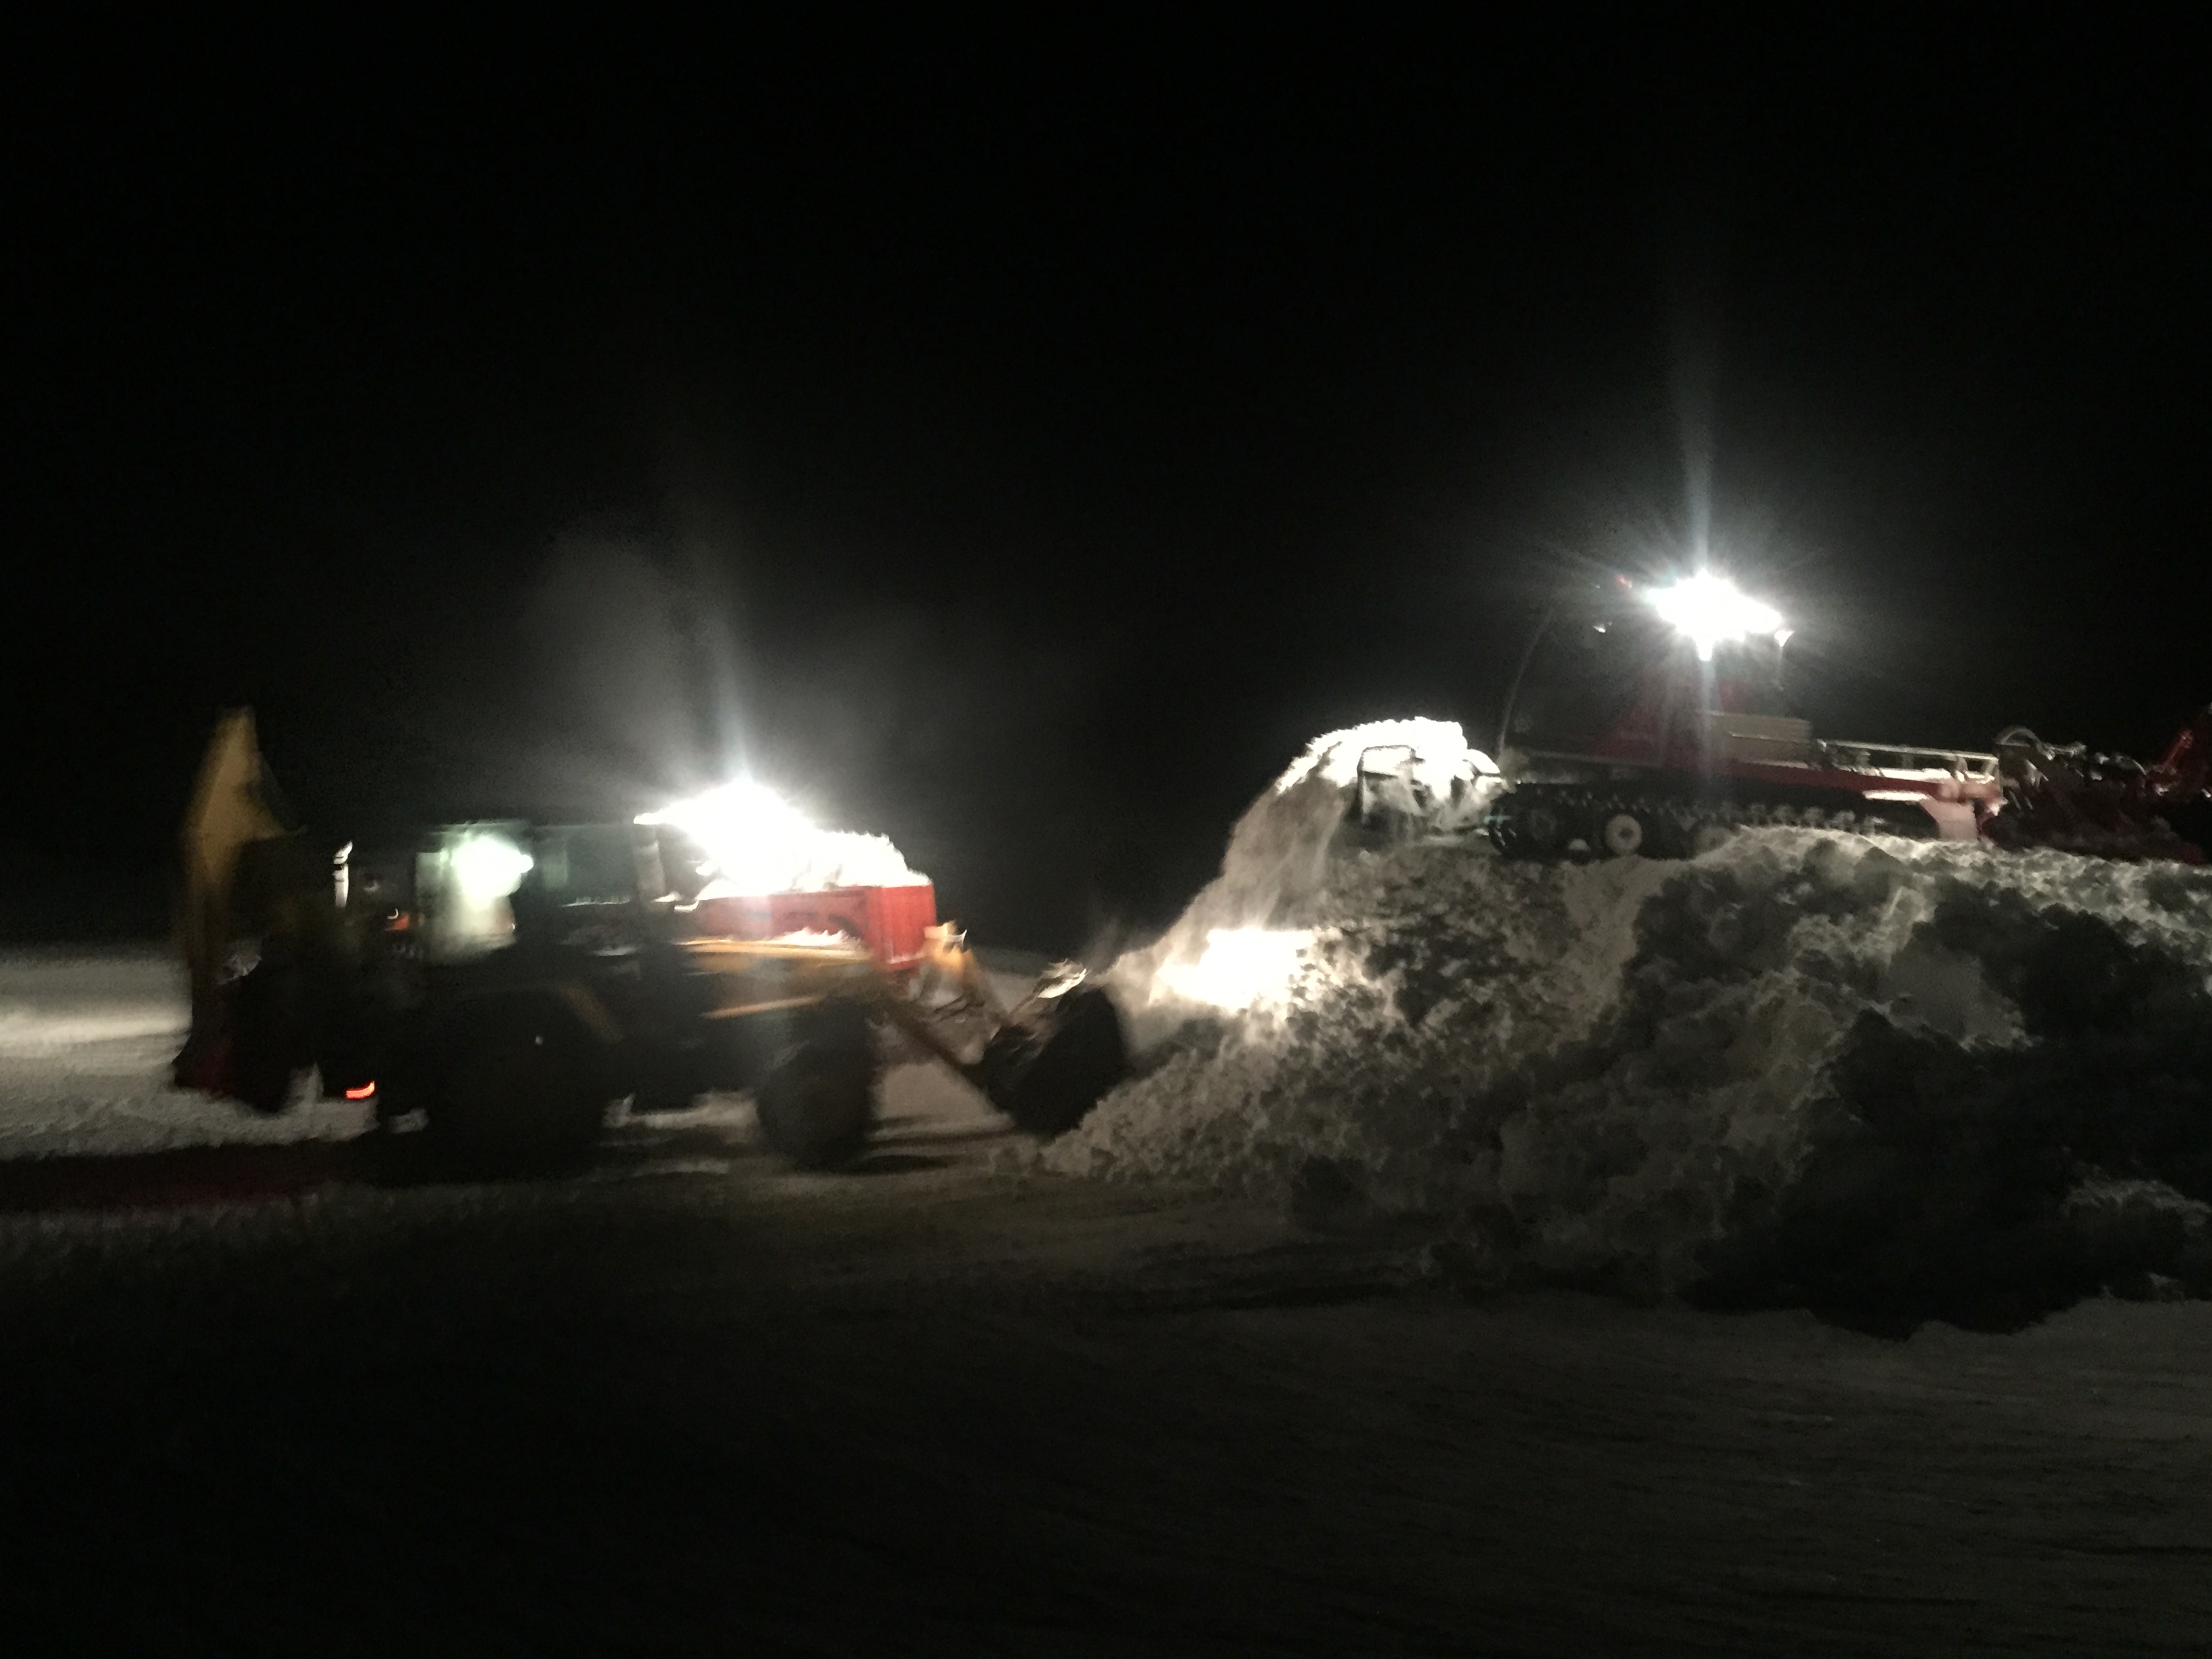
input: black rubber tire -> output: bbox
[428,1008,609,1171]
[979,986,1130,1139]
[229,962,304,1114]
[754,1000,878,1169]
[1599,810,1646,858]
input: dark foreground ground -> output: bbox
[5,954,2212,1654]
[8,1112,2212,1655]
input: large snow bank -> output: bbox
[1057,732,2212,1328]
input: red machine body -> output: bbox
[1568,657,2004,838]
[1488,592,2005,857]
[684,882,940,975]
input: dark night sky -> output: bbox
[4,20,2209,947]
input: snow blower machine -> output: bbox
[1462,573,2212,865]
[171,712,1128,1170]
[1479,573,2005,860]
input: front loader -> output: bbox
[171,713,1128,1170]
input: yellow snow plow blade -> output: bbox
[175,710,289,1083]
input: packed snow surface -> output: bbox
[1061,726,2212,1325]
[0,949,371,1158]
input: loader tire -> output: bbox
[754,1000,878,1170]
[980,985,1129,1139]
[229,962,305,1114]
[429,1007,609,1173]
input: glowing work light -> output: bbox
[448,830,534,904]
[1644,572,1785,662]
[638,779,820,894]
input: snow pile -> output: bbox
[1273,717,1498,801]
[1109,719,1501,1042]
[1057,739,2212,1326]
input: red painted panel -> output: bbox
[684,882,938,971]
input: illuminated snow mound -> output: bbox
[1108,718,1502,1031]
[1273,717,1498,798]
[1063,807,2212,1328]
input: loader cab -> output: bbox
[1503,588,1795,771]
[407,821,668,960]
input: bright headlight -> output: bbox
[1644,572,1784,662]
[449,830,534,904]
[638,778,819,894]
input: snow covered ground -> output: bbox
[6,945,2212,1649]
[0,947,374,1159]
